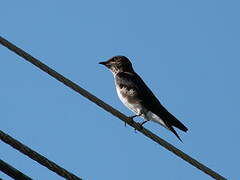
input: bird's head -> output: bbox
[99,56,134,75]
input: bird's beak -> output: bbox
[99,61,107,66]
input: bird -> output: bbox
[99,56,188,141]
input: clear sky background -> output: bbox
[1,1,239,179]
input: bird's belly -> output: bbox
[116,87,143,115]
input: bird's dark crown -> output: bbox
[99,56,134,74]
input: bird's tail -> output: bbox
[170,116,188,132]
[164,111,188,132]
[167,125,183,142]
[146,111,187,141]
[161,111,188,141]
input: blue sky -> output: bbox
[1,0,239,179]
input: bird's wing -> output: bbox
[116,72,188,136]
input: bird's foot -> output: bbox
[125,115,141,133]
[124,115,139,127]
[133,120,148,133]
[139,120,149,129]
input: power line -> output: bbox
[0,159,33,180]
[0,130,82,180]
[0,36,227,180]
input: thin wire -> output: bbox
[0,130,82,180]
[0,159,33,180]
[0,36,227,180]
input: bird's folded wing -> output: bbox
[116,72,188,132]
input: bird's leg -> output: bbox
[129,114,139,119]
[124,114,140,127]
[127,114,144,133]
[139,120,149,127]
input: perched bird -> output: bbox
[99,56,188,141]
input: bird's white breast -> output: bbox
[115,85,142,115]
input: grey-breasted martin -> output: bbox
[99,56,188,141]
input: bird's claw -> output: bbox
[125,115,144,133]
[134,128,137,133]
[124,115,137,127]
